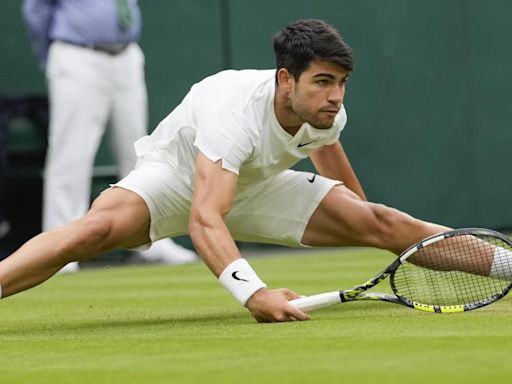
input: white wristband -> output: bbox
[219,259,267,306]
[491,247,512,281]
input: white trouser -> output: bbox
[43,41,147,230]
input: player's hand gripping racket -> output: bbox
[290,228,512,313]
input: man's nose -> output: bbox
[328,85,344,104]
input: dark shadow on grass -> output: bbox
[0,310,251,337]
[0,301,413,338]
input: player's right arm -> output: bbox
[188,153,241,276]
[188,152,309,322]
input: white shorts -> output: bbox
[114,153,340,248]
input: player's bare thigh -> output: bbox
[0,187,152,297]
[301,184,446,252]
[86,186,152,250]
[301,184,375,247]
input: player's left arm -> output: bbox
[310,140,367,201]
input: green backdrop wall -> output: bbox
[1,0,511,249]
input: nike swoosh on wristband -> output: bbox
[297,140,317,148]
[232,271,249,282]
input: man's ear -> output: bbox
[276,68,293,92]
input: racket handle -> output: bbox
[289,291,341,312]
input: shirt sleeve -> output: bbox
[193,110,254,175]
[22,0,55,67]
[191,81,255,175]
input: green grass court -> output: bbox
[2,248,511,383]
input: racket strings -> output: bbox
[392,235,512,307]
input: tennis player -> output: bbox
[0,19,449,322]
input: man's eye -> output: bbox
[317,79,329,86]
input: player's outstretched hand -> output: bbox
[246,288,311,323]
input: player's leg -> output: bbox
[301,184,449,254]
[0,187,151,298]
[226,171,448,254]
[304,185,512,280]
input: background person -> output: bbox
[22,0,198,272]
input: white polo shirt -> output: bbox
[134,69,347,183]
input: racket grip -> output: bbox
[289,291,341,312]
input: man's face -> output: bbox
[288,60,349,129]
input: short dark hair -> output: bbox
[273,19,353,81]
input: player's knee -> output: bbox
[367,204,416,249]
[81,215,112,244]
[62,215,112,256]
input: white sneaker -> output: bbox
[138,239,199,265]
[57,261,80,274]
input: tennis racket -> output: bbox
[290,228,512,313]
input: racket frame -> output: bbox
[290,228,512,313]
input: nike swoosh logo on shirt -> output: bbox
[297,140,317,148]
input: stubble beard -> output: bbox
[286,96,335,130]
